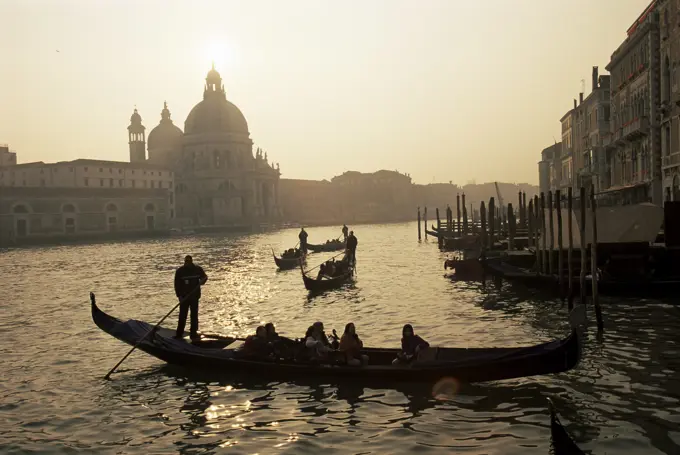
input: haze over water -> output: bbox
[0,223,678,454]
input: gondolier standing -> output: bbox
[174,255,208,340]
[342,224,349,241]
[346,230,358,263]
[299,228,309,254]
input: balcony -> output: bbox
[622,116,649,140]
[663,152,680,169]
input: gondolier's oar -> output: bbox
[103,285,201,380]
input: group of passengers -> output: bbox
[281,248,303,259]
[316,257,351,279]
[237,321,430,367]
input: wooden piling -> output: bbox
[540,193,547,274]
[508,203,515,250]
[528,199,534,249]
[522,192,527,229]
[567,187,574,310]
[590,186,604,331]
[456,193,461,237]
[579,186,587,306]
[556,190,564,300]
[436,207,442,249]
[548,191,554,276]
[447,205,452,237]
[423,206,428,240]
[417,207,422,241]
[488,197,495,249]
[534,195,541,273]
[462,193,468,234]
[518,191,523,228]
[480,201,487,253]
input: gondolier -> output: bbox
[342,224,349,240]
[299,228,309,253]
[174,255,208,340]
[346,231,358,263]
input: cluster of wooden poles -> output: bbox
[417,187,604,332]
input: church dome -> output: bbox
[148,102,183,150]
[184,66,250,136]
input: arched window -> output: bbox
[62,203,76,213]
[12,204,29,214]
[105,203,118,212]
[144,203,155,212]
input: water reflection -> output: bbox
[1,222,679,454]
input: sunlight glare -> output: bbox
[201,39,238,70]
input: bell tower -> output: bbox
[128,108,146,162]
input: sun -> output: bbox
[201,40,237,70]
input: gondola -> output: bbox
[300,259,354,291]
[306,239,346,253]
[91,293,581,383]
[549,399,587,455]
[273,249,306,270]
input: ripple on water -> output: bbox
[0,222,679,454]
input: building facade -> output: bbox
[658,0,680,201]
[575,68,611,193]
[538,142,562,195]
[603,3,662,205]
[133,65,281,227]
[0,145,17,166]
[559,105,575,192]
[0,154,174,245]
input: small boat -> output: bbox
[307,239,346,253]
[300,258,354,291]
[549,399,586,455]
[273,249,306,270]
[444,250,483,276]
[91,293,581,383]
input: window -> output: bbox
[119,179,124,187]
[151,181,155,188]
[159,172,162,177]
[40,179,45,187]
[132,180,136,188]
[131,170,135,174]
[99,168,103,172]
[119,169,123,174]
[144,180,147,188]
[143,171,147,175]
[100,179,104,187]
[109,178,113,187]
[69,167,74,172]
[84,178,89,186]
[151,171,154,176]
[85,167,88,171]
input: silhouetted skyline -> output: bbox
[0,0,652,184]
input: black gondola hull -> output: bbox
[307,241,346,253]
[91,296,581,384]
[273,253,305,270]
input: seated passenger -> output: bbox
[392,324,430,365]
[265,322,279,342]
[241,326,272,358]
[317,263,327,280]
[339,323,369,366]
[305,322,334,360]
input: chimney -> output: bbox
[579,92,584,104]
[574,99,577,109]
[592,66,599,91]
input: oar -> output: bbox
[103,285,201,380]
[303,250,348,273]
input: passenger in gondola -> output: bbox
[317,263,327,280]
[240,326,272,358]
[305,322,334,361]
[265,322,279,341]
[325,260,336,277]
[299,228,308,253]
[392,324,430,365]
[342,224,349,241]
[339,323,369,366]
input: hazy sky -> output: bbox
[0,0,652,185]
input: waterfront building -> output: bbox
[139,65,281,227]
[0,145,17,166]
[0,152,174,245]
[658,0,680,201]
[559,104,576,192]
[538,142,561,195]
[603,2,662,205]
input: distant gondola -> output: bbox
[273,249,306,270]
[307,239,346,253]
[91,293,581,384]
[549,399,587,455]
[300,258,354,291]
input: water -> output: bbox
[1,222,679,454]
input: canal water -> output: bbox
[0,222,678,454]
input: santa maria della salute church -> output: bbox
[128,65,281,226]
